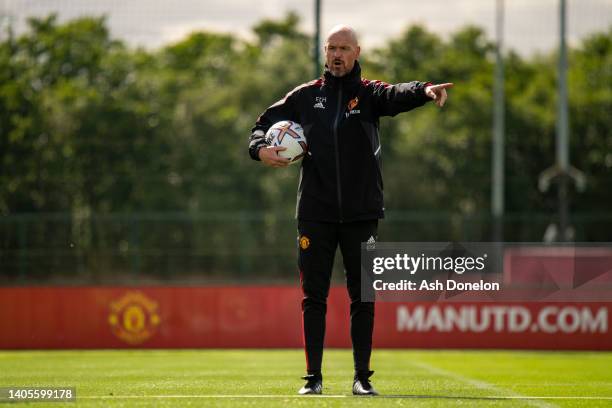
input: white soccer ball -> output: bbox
[265,120,307,164]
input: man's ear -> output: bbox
[355,46,361,59]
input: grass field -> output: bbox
[1,349,611,407]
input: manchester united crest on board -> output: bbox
[108,291,161,345]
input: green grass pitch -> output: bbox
[1,349,611,407]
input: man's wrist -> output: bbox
[256,145,267,161]
[423,82,433,100]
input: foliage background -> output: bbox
[1,14,611,282]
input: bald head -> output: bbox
[324,25,361,77]
[326,25,359,47]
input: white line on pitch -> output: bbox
[502,397,612,400]
[77,395,612,400]
[410,360,558,408]
[79,395,348,399]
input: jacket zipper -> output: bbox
[332,84,343,222]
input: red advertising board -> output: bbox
[0,286,609,350]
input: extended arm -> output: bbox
[371,80,453,116]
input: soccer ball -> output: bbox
[265,120,307,164]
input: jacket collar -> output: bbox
[323,60,361,88]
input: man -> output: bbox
[249,25,452,395]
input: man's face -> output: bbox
[324,31,360,77]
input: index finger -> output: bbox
[435,83,454,89]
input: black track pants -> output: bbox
[297,219,377,375]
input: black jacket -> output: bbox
[249,61,431,222]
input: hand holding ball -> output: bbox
[264,121,308,165]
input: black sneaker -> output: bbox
[352,370,379,396]
[298,374,323,395]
